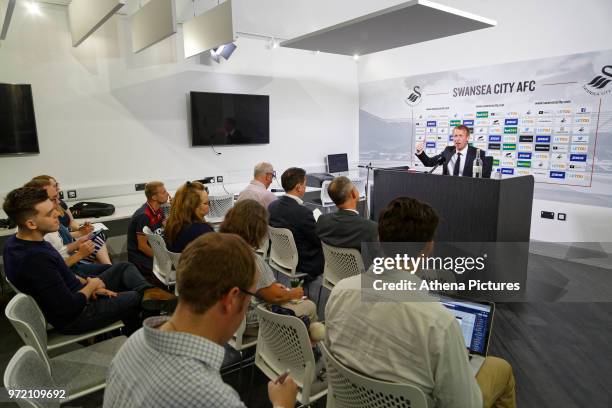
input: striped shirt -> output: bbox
[104,316,245,408]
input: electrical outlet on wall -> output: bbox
[67,190,77,199]
[217,176,224,183]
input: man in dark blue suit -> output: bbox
[268,167,324,281]
[416,125,492,178]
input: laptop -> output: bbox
[438,295,495,374]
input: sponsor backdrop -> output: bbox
[360,49,612,208]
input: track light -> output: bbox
[25,1,41,15]
[210,41,237,63]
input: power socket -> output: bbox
[67,190,77,199]
[217,176,224,183]
[135,183,146,191]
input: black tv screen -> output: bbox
[0,84,39,155]
[190,92,269,146]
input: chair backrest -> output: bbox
[5,294,52,375]
[321,242,366,287]
[3,346,58,408]
[268,227,298,272]
[5,276,22,294]
[349,177,366,198]
[143,227,174,284]
[208,194,234,219]
[255,232,270,260]
[255,306,316,394]
[320,180,334,206]
[320,343,428,408]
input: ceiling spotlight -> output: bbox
[210,42,237,63]
[272,39,279,49]
[25,1,41,15]
[353,54,359,61]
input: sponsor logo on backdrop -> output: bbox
[517,160,531,168]
[505,111,519,118]
[477,111,489,118]
[475,127,488,135]
[438,121,449,127]
[554,126,571,134]
[490,127,503,134]
[517,169,531,175]
[427,127,437,134]
[533,160,549,169]
[488,143,501,150]
[537,118,554,125]
[575,126,589,134]
[475,119,490,126]
[503,143,517,150]
[427,121,437,127]
[489,135,502,142]
[555,117,572,125]
[518,143,534,151]
[574,117,591,124]
[490,151,502,158]
[491,119,502,126]
[502,159,516,167]
[474,142,488,150]
[463,113,476,119]
[571,145,588,153]
[532,170,547,176]
[536,135,551,143]
[552,144,569,153]
[405,84,423,106]
[438,127,449,134]
[567,172,586,180]
[550,171,566,179]
[519,135,534,143]
[493,159,500,166]
[416,134,426,141]
[505,118,518,126]
[570,154,587,162]
[583,65,612,96]
[520,118,536,126]
[551,163,568,170]
[551,153,568,162]
[553,135,570,143]
[463,120,474,126]
[518,152,532,160]
[504,127,518,134]
[536,127,552,134]
[535,144,551,152]
[503,135,518,143]
[450,120,461,126]
[426,142,436,148]
[572,135,589,143]
[501,168,514,175]
[436,135,446,141]
[568,163,587,171]
[533,152,550,160]
[538,110,553,115]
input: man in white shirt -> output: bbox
[237,162,279,209]
[415,125,491,178]
[325,197,515,408]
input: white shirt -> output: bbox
[447,145,469,176]
[325,272,482,408]
[44,232,70,259]
[285,193,304,205]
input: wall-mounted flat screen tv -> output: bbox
[0,83,40,155]
[190,91,269,146]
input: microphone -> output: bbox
[428,156,446,174]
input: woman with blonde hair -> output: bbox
[164,181,213,252]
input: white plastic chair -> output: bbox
[5,294,127,403]
[207,193,234,222]
[321,242,366,291]
[321,342,428,408]
[320,180,335,206]
[255,305,327,405]
[255,232,270,261]
[228,316,258,352]
[4,346,59,408]
[143,226,175,288]
[4,280,123,351]
[268,226,308,279]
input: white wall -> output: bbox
[357,0,612,243]
[0,2,358,194]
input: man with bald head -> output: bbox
[316,176,378,252]
[237,162,278,209]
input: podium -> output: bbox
[371,170,534,242]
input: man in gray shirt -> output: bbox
[104,233,297,408]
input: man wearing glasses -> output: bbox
[237,162,279,209]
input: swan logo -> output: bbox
[584,65,612,96]
[404,84,423,107]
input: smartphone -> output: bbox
[89,229,104,241]
[275,369,290,384]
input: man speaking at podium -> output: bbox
[416,125,492,178]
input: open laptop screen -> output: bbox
[439,297,493,356]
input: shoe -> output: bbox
[142,288,177,313]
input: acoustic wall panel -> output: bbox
[0,0,16,40]
[68,0,126,47]
[183,0,233,59]
[281,0,495,56]
[131,0,176,53]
